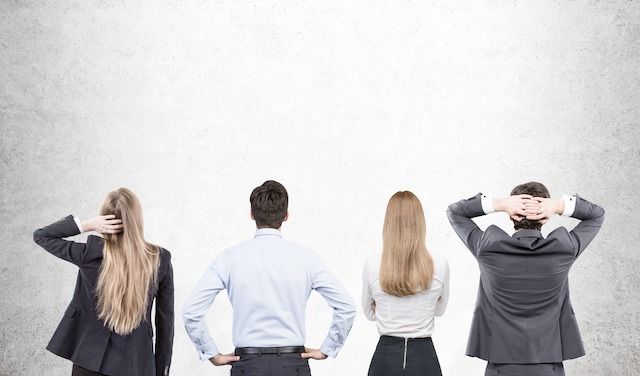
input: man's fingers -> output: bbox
[214,354,239,365]
[105,219,122,225]
[526,213,546,220]
[301,352,311,359]
[511,215,524,222]
[102,214,116,219]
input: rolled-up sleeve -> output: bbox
[310,254,356,358]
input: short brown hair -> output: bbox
[511,181,550,230]
[250,180,288,229]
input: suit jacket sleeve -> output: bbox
[33,215,86,265]
[446,193,487,257]
[155,251,174,376]
[569,196,605,257]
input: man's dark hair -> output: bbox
[511,181,550,231]
[250,180,288,229]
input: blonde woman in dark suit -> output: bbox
[33,188,174,376]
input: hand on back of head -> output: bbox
[83,215,123,235]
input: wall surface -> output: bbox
[1,1,639,375]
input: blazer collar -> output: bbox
[513,229,544,239]
[254,228,282,237]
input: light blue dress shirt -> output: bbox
[182,228,356,360]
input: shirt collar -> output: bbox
[254,228,282,238]
[512,229,544,239]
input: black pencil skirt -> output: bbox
[368,335,442,376]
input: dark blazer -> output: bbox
[447,193,604,364]
[33,215,174,376]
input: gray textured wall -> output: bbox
[1,1,639,375]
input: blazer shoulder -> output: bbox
[80,235,104,266]
[478,225,510,249]
[159,246,172,259]
[485,224,505,233]
[483,224,509,239]
[545,227,576,251]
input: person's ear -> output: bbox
[283,211,289,222]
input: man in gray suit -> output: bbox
[447,182,605,376]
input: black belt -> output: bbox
[235,346,306,356]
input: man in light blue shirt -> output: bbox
[183,180,356,375]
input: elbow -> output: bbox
[340,302,357,322]
[445,205,458,223]
[182,301,206,329]
[181,305,197,326]
[33,229,44,245]
[344,296,357,315]
[446,205,454,217]
[346,303,357,319]
[362,301,376,321]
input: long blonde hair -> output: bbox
[379,191,434,297]
[96,188,160,335]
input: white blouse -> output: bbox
[362,251,449,338]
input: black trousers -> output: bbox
[230,353,311,376]
[485,362,565,376]
[71,364,106,376]
[368,335,442,376]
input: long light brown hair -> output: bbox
[379,191,434,297]
[96,188,160,335]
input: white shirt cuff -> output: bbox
[195,339,220,361]
[480,194,495,214]
[73,217,83,232]
[561,194,577,217]
[320,337,340,358]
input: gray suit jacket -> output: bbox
[447,193,604,364]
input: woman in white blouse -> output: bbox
[362,191,450,376]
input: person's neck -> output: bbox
[515,228,541,232]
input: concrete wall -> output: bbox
[1,1,639,375]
